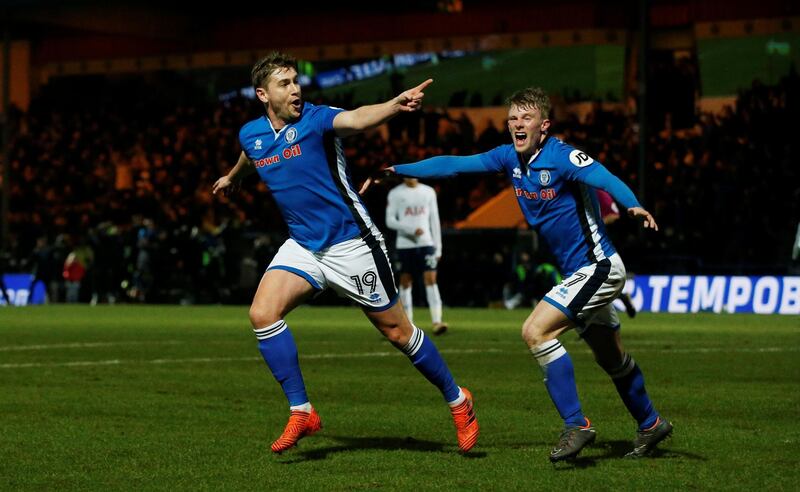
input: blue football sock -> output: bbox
[607,353,659,430]
[400,326,461,403]
[254,320,309,407]
[531,339,586,427]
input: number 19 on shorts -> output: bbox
[350,271,377,295]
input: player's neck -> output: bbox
[267,112,288,131]
[522,134,548,160]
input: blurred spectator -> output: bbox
[27,236,56,303]
[62,239,93,303]
[89,222,122,305]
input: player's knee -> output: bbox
[594,353,622,372]
[249,304,281,329]
[382,327,409,346]
[521,319,549,347]
[376,320,412,346]
[593,344,627,372]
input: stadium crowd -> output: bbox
[3,69,798,304]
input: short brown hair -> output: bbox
[251,52,298,89]
[506,87,551,119]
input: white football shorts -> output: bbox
[543,253,626,333]
[267,236,399,311]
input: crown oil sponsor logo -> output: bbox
[515,187,556,201]
[253,144,302,168]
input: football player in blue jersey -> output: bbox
[212,52,478,454]
[362,87,671,461]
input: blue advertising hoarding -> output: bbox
[616,275,800,315]
[0,274,47,306]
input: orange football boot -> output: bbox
[450,387,479,452]
[271,408,322,453]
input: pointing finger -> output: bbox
[412,78,433,93]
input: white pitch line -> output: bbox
[0,348,503,369]
[0,341,182,352]
[0,346,797,370]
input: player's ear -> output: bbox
[541,118,551,133]
[255,87,269,104]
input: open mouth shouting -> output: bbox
[514,132,528,146]
[289,98,302,113]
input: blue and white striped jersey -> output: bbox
[480,138,617,276]
[239,102,380,252]
[395,136,641,277]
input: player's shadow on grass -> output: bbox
[595,439,704,461]
[278,435,487,462]
[552,440,704,469]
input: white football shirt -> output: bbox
[385,182,442,257]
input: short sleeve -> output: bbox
[309,104,345,135]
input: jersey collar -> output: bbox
[527,135,551,165]
[264,116,288,139]
[519,135,551,175]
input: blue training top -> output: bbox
[394,137,642,276]
[239,102,380,252]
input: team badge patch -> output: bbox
[285,127,298,143]
[254,139,262,150]
[569,149,593,167]
[539,170,551,186]
[513,167,522,179]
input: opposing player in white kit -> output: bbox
[385,178,448,335]
[362,87,671,461]
[212,52,478,454]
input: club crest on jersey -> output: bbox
[513,167,522,179]
[569,149,593,167]
[254,139,262,150]
[285,127,298,143]
[539,170,551,186]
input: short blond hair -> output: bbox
[506,87,551,119]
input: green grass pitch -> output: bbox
[1,306,798,490]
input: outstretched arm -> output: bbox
[333,79,432,137]
[212,151,256,196]
[582,165,658,231]
[358,153,502,195]
[359,153,496,194]
[395,154,494,178]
